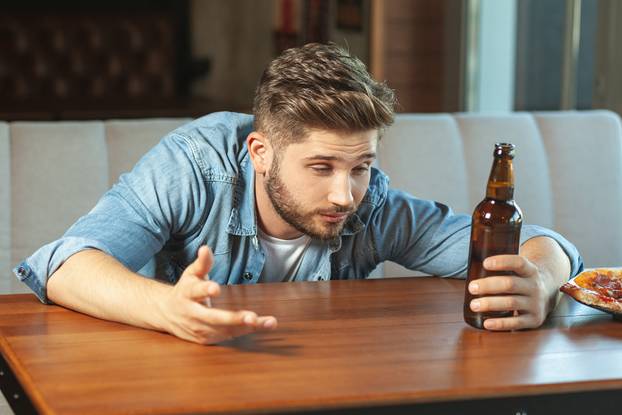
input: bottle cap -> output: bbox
[494,142,515,159]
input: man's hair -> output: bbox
[253,43,396,147]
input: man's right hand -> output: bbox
[157,246,278,345]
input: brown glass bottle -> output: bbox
[463,143,523,329]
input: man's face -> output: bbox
[264,129,378,240]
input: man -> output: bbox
[15,43,582,345]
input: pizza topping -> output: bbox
[593,273,622,299]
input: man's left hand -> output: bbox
[467,236,571,331]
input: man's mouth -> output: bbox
[318,212,350,223]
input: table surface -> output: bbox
[0,277,621,415]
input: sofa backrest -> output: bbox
[1,111,620,292]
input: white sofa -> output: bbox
[1,110,621,294]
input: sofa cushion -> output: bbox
[455,113,554,229]
[535,110,622,267]
[379,114,470,213]
[10,122,109,282]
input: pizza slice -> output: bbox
[560,268,622,315]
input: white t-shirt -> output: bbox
[257,227,312,283]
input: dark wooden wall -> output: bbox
[371,0,463,113]
[0,0,212,120]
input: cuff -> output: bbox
[13,237,114,303]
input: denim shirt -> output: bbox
[14,112,583,303]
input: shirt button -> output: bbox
[17,266,27,278]
[243,272,253,281]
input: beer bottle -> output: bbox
[464,143,523,329]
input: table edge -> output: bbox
[0,331,55,414]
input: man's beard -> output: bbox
[264,158,355,241]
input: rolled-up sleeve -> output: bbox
[372,189,583,279]
[519,224,583,278]
[13,132,207,303]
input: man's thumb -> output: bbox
[182,246,214,279]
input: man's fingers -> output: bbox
[483,254,539,277]
[174,306,278,345]
[183,324,253,345]
[482,314,539,331]
[257,315,278,329]
[187,280,220,301]
[469,275,532,296]
[212,318,277,341]
[190,305,258,326]
[470,295,531,313]
[181,308,277,343]
[189,304,278,329]
[182,246,214,279]
[222,325,263,339]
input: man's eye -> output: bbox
[353,166,370,175]
[311,166,331,173]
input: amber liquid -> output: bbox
[463,198,522,329]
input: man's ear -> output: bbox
[247,131,271,175]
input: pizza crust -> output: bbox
[560,268,622,315]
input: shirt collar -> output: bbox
[226,151,257,236]
[340,213,364,235]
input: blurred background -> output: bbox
[0,0,619,120]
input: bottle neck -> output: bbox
[485,158,514,201]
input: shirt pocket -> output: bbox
[203,231,232,255]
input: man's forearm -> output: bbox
[519,236,571,314]
[47,249,171,331]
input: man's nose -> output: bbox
[327,174,354,208]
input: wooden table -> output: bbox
[0,277,621,415]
